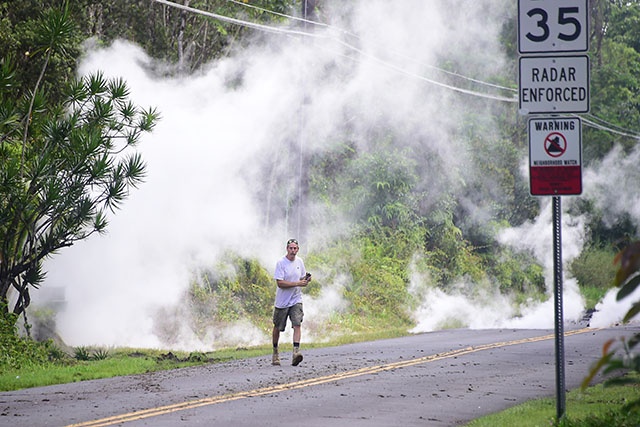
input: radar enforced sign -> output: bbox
[519,55,589,114]
[529,117,582,196]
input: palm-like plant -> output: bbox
[0,3,158,321]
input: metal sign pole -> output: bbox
[519,2,587,420]
[552,195,566,420]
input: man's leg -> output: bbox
[290,303,304,366]
[292,325,301,344]
[272,320,281,366]
[292,325,303,366]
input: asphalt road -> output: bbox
[1,325,637,427]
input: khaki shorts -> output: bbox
[273,303,304,332]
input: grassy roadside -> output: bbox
[0,327,407,392]
[0,346,271,391]
[2,328,639,426]
[465,380,640,427]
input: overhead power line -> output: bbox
[224,0,517,95]
[153,0,311,36]
[154,0,640,140]
[226,0,330,30]
[579,115,640,139]
[154,0,517,102]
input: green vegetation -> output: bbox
[570,245,618,309]
[579,240,640,418]
[2,2,640,426]
[0,311,410,392]
[476,238,640,426]
[0,2,158,321]
[2,1,638,333]
[466,380,640,427]
[0,307,52,371]
[0,345,262,391]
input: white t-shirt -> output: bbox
[273,255,306,309]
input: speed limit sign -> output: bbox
[518,0,588,54]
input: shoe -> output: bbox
[272,353,280,366]
[292,351,303,366]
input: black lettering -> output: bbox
[533,160,564,166]
[532,68,540,82]
[522,86,586,108]
[532,67,578,83]
[545,68,553,81]
[579,87,586,100]
[554,87,562,101]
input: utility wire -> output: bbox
[226,0,331,30]
[225,0,515,95]
[153,0,312,36]
[155,0,517,102]
[578,115,640,140]
[583,112,640,136]
[155,0,640,139]
[223,0,640,139]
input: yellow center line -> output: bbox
[66,328,596,427]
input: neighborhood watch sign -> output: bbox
[528,117,582,196]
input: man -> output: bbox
[272,238,311,366]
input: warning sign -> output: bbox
[529,117,582,196]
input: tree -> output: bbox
[582,240,640,410]
[72,0,295,74]
[0,4,158,322]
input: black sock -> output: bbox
[293,342,300,349]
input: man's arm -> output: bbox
[276,277,309,288]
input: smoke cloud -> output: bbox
[410,197,587,333]
[37,1,636,350]
[583,145,640,327]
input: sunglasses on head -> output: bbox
[287,239,298,245]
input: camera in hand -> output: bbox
[304,272,311,280]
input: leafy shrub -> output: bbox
[424,199,487,285]
[487,247,546,296]
[570,244,617,290]
[341,230,417,323]
[187,352,208,363]
[0,306,51,371]
[44,341,70,363]
[570,244,618,309]
[91,348,109,361]
[583,241,640,411]
[188,253,275,336]
[74,347,91,361]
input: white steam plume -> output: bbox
[410,198,588,333]
[35,1,589,349]
[497,198,586,328]
[584,145,640,327]
[410,135,640,333]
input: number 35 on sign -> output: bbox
[518,0,588,54]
